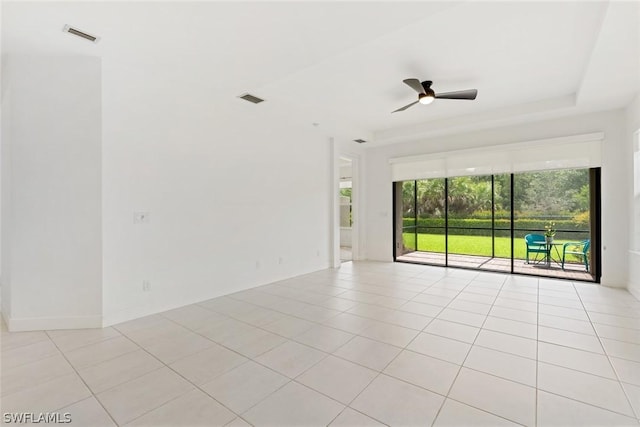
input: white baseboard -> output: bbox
[5,314,103,331]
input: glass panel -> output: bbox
[513,169,591,278]
[402,181,416,252]
[493,173,512,261]
[447,176,493,268]
[416,178,445,265]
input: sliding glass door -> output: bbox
[394,168,598,282]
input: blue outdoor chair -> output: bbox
[562,239,590,271]
[525,234,548,264]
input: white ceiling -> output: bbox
[2,1,639,146]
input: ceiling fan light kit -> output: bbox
[393,78,477,113]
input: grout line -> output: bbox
[43,330,120,427]
[573,282,640,420]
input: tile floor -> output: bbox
[2,261,640,426]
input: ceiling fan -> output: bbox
[392,79,478,113]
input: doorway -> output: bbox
[339,157,353,262]
[393,168,600,282]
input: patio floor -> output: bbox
[396,251,594,282]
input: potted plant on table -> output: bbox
[544,221,556,244]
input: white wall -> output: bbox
[626,94,640,298]
[364,109,629,287]
[1,55,103,330]
[101,63,332,325]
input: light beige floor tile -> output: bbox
[611,357,640,386]
[493,297,538,313]
[538,342,616,379]
[316,297,359,312]
[411,293,453,307]
[329,408,385,426]
[347,303,394,320]
[230,306,287,326]
[407,332,471,364]
[64,336,139,369]
[225,417,252,427]
[125,388,235,427]
[198,296,258,317]
[161,304,228,330]
[294,325,355,353]
[1,373,91,414]
[424,319,480,344]
[201,360,289,413]
[398,301,443,317]
[437,308,486,328]
[47,327,121,352]
[350,374,444,426]
[538,304,589,321]
[475,329,537,359]
[384,350,459,395]
[1,339,60,370]
[333,336,402,371]
[622,382,640,419]
[261,315,316,338]
[449,367,536,426]
[196,318,258,344]
[322,313,377,334]
[96,367,194,425]
[448,299,492,315]
[538,326,603,354]
[538,314,595,335]
[243,382,344,426]
[60,397,117,427]
[1,353,75,397]
[483,316,537,339]
[537,390,638,426]
[0,330,50,352]
[464,345,536,386]
[140,330,215,364]
[381,310,432,330]
[359,322,419,347]
[169,344,248,385]
[77,349,164,394]
[455,291,496,305]
[254,340,326,378]
[589,313,640,330]
[593,323,640,345]
[489,305,538,324]
[116,318,187,345]
[602,338,640,363]
[434,398,520,426]
[297,355,377,404]
[222,327,288,358]
[538,362,635,417]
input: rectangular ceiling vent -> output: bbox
[354,139,367,144]
[238,93,265,104]
[63,25,100,43]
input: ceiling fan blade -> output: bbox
[403,78,426,94]
[392,100,419,113]
[435,89,478,100]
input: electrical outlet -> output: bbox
[278,257,284,265]
[142,280,151,291]
[255,260,260,269]
[134,212,150,224]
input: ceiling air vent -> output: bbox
[63,25,100,43]
[354,139,367,144]
[238,93,265,104]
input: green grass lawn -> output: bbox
[403,233,583,261]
